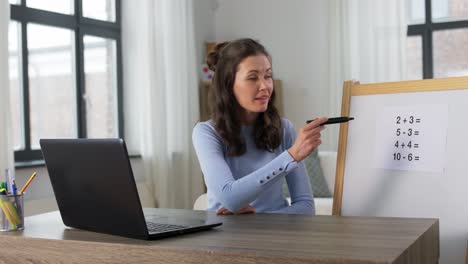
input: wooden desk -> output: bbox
[0,209,438,264]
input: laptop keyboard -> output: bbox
[146,222,189,233]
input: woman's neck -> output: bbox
[240,110,259,125]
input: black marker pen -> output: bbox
[307,117,354,125]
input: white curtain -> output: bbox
[0,1,14,177]
[122,0,203,209]
[324,0,407,150]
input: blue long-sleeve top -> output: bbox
[192,118,314,215]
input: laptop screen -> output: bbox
[40,138,150,239]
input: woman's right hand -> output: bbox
[288,117,328,162]
[216,205,256,215]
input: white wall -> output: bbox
[193,0,216,69]
[211,0,332,148]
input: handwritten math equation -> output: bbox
[375,104,447,172]
[393,115,421,162]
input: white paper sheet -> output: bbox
[373,104,448,173]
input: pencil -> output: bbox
[20,172,37,194]
[0,196,18,227]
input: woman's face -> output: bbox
[233,54,273,124]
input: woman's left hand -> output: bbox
[216,205,256,215]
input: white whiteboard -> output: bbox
[341,88,468,264]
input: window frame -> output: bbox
[407,0,468,79]
[10,0,123,163]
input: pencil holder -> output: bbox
[0,193,24,231]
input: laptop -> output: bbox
[40,138,222,240]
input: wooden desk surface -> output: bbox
[0,209,438,264]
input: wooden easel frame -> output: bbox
[332,76,468,216]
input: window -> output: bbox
[407,0,468,79]
[9,0,122,162]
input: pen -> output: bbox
[5,169,13,195]
[20,172,37,194]
[11,178,22,225]
[307,117,355,125]
[0,182,6,194]
[12,180,17,195]
[5,169,10,194]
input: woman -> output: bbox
[192,38,327,215]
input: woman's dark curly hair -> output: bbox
[206,38,282,156]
